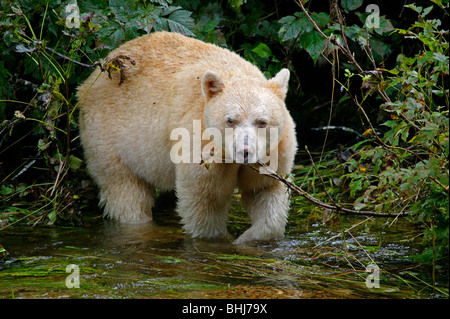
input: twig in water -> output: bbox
[313,217,372,249]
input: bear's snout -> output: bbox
[236,144,256,163]
[233,131,257,163]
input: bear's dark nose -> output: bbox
[237,144,255,163]
[243,147,249,163]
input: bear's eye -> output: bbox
[256,120,267,128]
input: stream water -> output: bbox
[0,202,448,299]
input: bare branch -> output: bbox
[43,45,96,70]
[250,161,412,218]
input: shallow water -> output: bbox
[0,206,448,299]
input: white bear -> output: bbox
[77,32,297,243]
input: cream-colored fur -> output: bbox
[77,32,297,243]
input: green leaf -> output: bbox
[38,138,52,151]
[251,43,272,59]
[166,9,195,36]
[311,12,330,27]
[228,0,247,11]
[68,155,83,171]
[433,51,448,64]
[369,37,392,59]
[203,19,219,33]
[422,5,433,17]
[374,16,395,35]
[278,12,328,50]
[354,202,367,211]
[110,28,125,46]
[301,30,326,63]
[278,15,300,41]
[1,185,15,196]
[341,0,364,11]
[48,209,57,223]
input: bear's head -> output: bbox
[201,69,290,167]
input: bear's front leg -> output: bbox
[175,163,238,239]
[235,176,290,244]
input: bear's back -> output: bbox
[115,32,264,80]
[77,32,266,105]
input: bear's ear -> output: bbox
[202,70,224,99]
[268,68,290,100]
